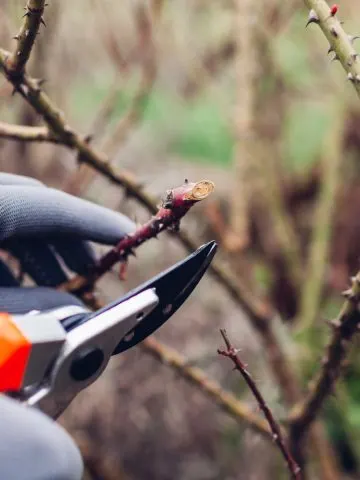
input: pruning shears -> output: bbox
[0,241,217,419]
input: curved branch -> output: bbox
[218,329,301,479]
[290,272,360,445]
[0,121,60,143]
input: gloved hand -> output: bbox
[0,172,135,313]
[0,172,136,480]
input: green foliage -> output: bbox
[170,96,233,165]
[283,102,333,173]
[70,77,233,165]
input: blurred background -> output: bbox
[2,0,360,478]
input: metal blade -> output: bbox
[113,240,217,353]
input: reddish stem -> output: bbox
[60,180,214,293]
[218,329,301,480]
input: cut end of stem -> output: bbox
[184,180,215,202]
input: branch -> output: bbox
[140,337,272,438]
[6,0,47,77]
[304,0,360,97]
[102,1,157,157]
[0,121,61,143]
[296,111,343,332]
[218,329,301,480]
[59,180,215,293]
[290,272,360,444]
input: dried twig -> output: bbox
[140,337,272,437]
[304,0,360,98]
[60,180,215,293]
[290,272,360,447]
[6,0,47,77]
[218,329,301,480]
[0,121,60,143]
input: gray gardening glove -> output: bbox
[0,172,136,480]
[0,172,135,313]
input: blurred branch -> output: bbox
[218,329,301,480]
[102,2,157,157]
[60,180,215,295]
[65,0,159,196]
[6,0,47,77]
[289,272,360,450]
[231,0,259,253]
[0,121,61,143]
[297,112,344,332]
[140,337,272,438]
[304,0,360,98]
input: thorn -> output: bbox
[169,220,180,233]
[321,355,328,365]
[328,45,334,54]
[349,35,360,45]
[128,249,136,257]
[348,72,355,82]
[330,27,338,38]
[40,17,46,27]
[331,53,339,62]
[119,261,128,281]
[13,35,20,41]
[325,318,341,329]
[342,288,356,300]
[33,78,46,92]
[306,9,319,27]
[84,134,93,144]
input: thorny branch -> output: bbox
[218,329,301,480]
[59,180,215,294]
[6,0,47,77]
[289,272,360,446]
[304,0,360,97]
[140,337,272,438]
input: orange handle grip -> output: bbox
[0,313,31,392]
